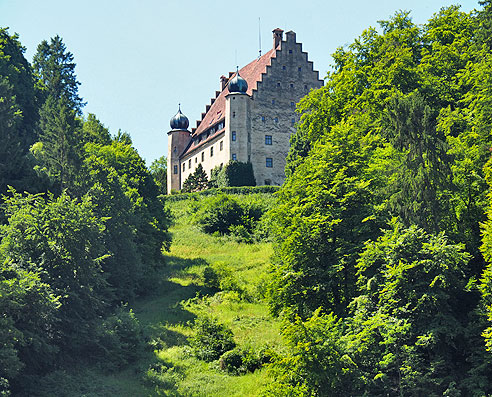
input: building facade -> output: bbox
[167,28,323,193]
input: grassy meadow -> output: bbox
[59,193,280,396]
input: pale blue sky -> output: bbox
[1,0,480,165]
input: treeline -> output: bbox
[0,30,171,395]
[265,3,492,396]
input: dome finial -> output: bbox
[170,105,189,130]
[228,67,248,93]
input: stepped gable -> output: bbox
[180,48,277,159]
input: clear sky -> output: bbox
[0,0,480,165]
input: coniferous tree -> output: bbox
[0,28,40,195]
[33,35,84,113]
[182,164,209,192]
[32,36,85,192]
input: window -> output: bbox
[290,83,294,88]
[220,141,223,151]
[210,146,214,157]
[232,153,237,161]
[232,131,236,141]
[291,118,296,126]
[183,163,185,171]
[261,116,265,122]
[195,157,197,163]
[173,146,177,153]
[272,99,275,105]
[298,67,302,72]
[201,152,204,162]
[188,159,191,168]
[265,135,272,145]
[266,158,273,168]
[291,101,295,109]
[277,82,281,88]
[232,111,236,118]
[274,117,279,123]
[289,49,292,54]
[282,65,286,70]
[265,179,271,185]
[173,165,178,174]
[304,84,308,90]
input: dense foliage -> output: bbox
[267,4,492,395]
[0,30,171,395]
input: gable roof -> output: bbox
[198,48,277,133]
[180,48,277,159]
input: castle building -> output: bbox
[167,28,323,193]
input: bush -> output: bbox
[188,315,236,361]
[195,194,244,234]
[202,262,243,295]
[219,346,274,375]
[90,306,144,370]
[216,161,256,187]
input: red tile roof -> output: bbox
[180,48,277,158]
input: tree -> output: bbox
[33,96,83,193]
[33,35,84,113]
[268,117,387,318]
[182,163,209,192]
[82,141,172,286]
[383,91,450,233]
[0,190,109,354]
[82,113,111,145]
[0,28,40,195]
[149,155,167,195]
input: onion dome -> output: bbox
[170,105,189,130]
[228,68,248,93]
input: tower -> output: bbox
[167,106,190,193]
[225,69,252,163]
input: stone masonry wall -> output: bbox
[249,31,323,186]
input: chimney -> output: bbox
[220,75,228,90]
[273,28,284,48]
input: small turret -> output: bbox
[170,105,189,130]
[228,68,248,94]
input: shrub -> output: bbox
[195,194,244,234]
[219,346,274,375]
[203,266,220,290]
[90,306,144,370]
[188,315,236,361]
[216,161,256,187]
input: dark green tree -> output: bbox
[383,91,450,233]
[216,161,255,187]
[0,28,40,195]
[182,163,209,192]
[33,96,82,193]
[0,190,109,354]
[33,35,84,113]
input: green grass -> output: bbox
[135,194,280,396]
[37,193,280,396]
